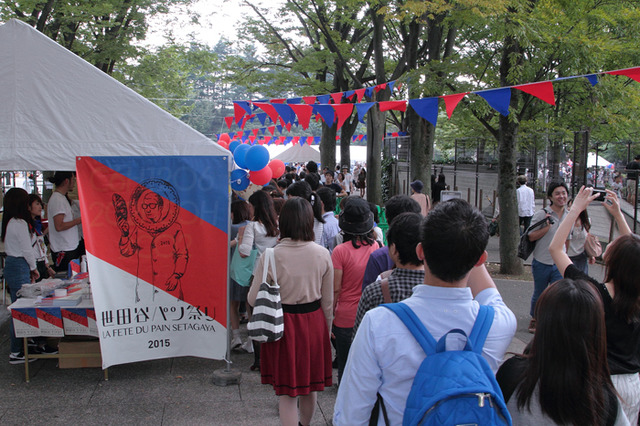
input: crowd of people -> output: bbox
[228,159,639,426]
[3,159,639,425]
[2,171,84,364]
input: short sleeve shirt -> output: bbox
[47,191,80,252]
[531,207,568,265]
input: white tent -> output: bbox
[587,152,611,168]
[273,143,320,163]
[0,19,229,171]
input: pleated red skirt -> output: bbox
[260,305,333,397]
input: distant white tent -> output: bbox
[273,143,320,164]
[587,152,611,168]
[0,19,229,171]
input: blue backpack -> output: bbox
[382,303,512,426]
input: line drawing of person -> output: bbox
[112,178,189,303]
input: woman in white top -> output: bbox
[47,171,83,273]
[239,190,279,257]
[238,190,279,366]
[2,188,39,363]
[28,193,55,281]
[566,199,594,274]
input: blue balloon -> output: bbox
[230,169,250,191]
[233,144,251,169]
[228,140,240,153]
[245,145,270,171]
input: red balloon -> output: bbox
[249,166,273,186]
[219,133,231,143]
[268,159,286,179]
[218,140,229,150]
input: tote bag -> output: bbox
[247,248,284,342]
[229,245,258,287]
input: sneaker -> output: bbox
[528,319,536,334]
[230,335,242,350]
[240,340,254,354]
[37,344,59,355]
[9,352,38,365]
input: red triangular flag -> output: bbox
[234,103,247,124]
[265,136,271,143]
[290,104,313,130]
[279,117,286,126]
[239,116,248,129]
[331,92,343,104]
[224,116,234,129]
[606,67,640,83]
[303,96,317,105]
[293,136,300,145]
[514,81,556,106]
[285,123,292,132]
[267,126,276,136]
[374,83,388,92]
[332,104,354,130]
[252,128,260,136]
[254,103,279,124]
[236,131,244,137]
[248,135,256,141]
[270,98,286,104]
[441,93,468,119]
[354,88,366,102]
[378,100,407,112]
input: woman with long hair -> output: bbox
[47,171,84,272]
[550,187,640,424]
[331,197,380,384]
[2,188,40,364]
[27,194,55,281]
[286,181,325,246]
[239,190,279,363]
[497,279,629,425]
[248,197,333,426]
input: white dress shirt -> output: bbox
[4,218,37,270]
[517,185,536,217]
[333,284,516,425]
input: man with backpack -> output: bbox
[333,199,516,425]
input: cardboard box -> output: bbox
[58,338,102,369]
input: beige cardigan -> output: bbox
[248,238,334,332]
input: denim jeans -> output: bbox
[5,256,30,354]
[530,259,563,317]
[332,325,353,385]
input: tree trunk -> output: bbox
[498,114,523,275]
[366,104,384,205]
[320,121,337,170]
[407,107,434,196]
[497,18,524,275]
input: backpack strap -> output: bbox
[382,303,436,355]
[380,279,391,304]
[468,305,495,354]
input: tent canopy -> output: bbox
[273,143,320,164]
[0,19,229,171]
[587,152,611,168]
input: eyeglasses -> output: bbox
[142,203,158,209]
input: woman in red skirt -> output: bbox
[248,197,334,426]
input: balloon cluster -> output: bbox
[219,133,285,191]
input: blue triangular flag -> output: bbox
[256,113,267,126]
[585,74,599,86]
[317,95,330,104]
[314,137,321,144]
[364,87,374,99]
[272,103,295,124]
[248,115,256,123]
[284,137,292,145]
[312,104,335,127]
[344,90,355,100]
[277,125,284,133]
[287,97,302,104]
[409,98,439,127]
[259,128,266,135]
[236,101,252,115]
[475,87,511,116]
[388,81,396,93]
[355,102,375,123]
[362,135,367,141]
